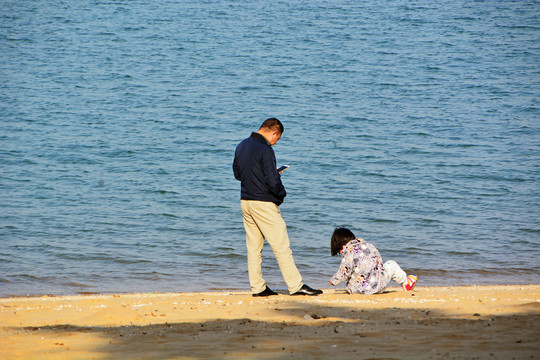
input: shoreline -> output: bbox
[1,285,539,359]
[3,280,540,299]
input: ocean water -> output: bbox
[1,0,539,296]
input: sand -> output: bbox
[1,285,539,360]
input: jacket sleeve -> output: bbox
[261,147,286,201]
[233,147,241,181]
[330,251,354,286]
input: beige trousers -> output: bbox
[240,200,303,294]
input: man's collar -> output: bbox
[250,132,271,146]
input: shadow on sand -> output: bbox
[16,300,540,360]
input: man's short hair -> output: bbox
[259,117,284,134]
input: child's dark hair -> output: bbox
[331,227,356,256]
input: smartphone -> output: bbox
[277,165,289,173]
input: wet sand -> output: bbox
[1,285,539,359]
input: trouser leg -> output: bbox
[241,200,303,294]
[241,200,266,294]
[383,260,407,285]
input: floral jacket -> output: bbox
[330,238,388,294]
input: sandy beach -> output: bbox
[1,285,538,359]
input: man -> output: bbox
[233,118,322,297]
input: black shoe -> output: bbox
[291,284,323,296]
[252,286,278,297]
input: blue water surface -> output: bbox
[1,0,539,296]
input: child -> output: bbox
[329,227,417,294]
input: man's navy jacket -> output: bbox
[233,132,287,206]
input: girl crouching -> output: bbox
[330,227,417,294]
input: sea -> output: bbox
[1,0,539,297]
